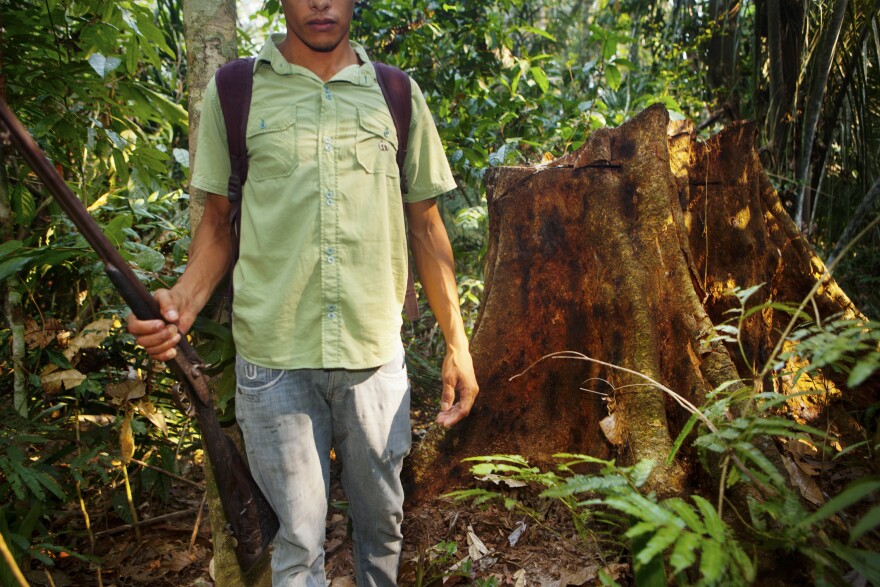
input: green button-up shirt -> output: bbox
[191,37,456,369]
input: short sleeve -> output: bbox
[403,79,457,203]
[190,77,232,197]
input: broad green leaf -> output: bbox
[132,246,166,273]
[0,240,23,257]
[631,459,655,487]
[603,39,617,61]
[0,255,33,283]
[530,66,550,93]
[102,214,133,247]
[173,148,190,168]
[121,8,139,34]
[630,530,666,587]
[105,129,128,150]
[730,543,756,582]
[625,521,658,539]
[605,63,622,90]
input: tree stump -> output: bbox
[410,104,874,500]
[669,122,869,418]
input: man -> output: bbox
[127,0,479,584]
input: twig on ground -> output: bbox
[93,508,200,537]
[189,491,208,553]
[128,457,204,490]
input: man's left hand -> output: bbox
[436,349,479,427]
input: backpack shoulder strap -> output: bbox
[214,57,256,204]
[373,62,412,195]
[213,57,255,274]
[373,62,420,320]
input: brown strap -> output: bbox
[215,57,256,295]
[375,62,420,320]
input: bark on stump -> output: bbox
[668,121,873,417]
[410,103,874,501]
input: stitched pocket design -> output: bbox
[246,107,298,181]
[236,357,285,401]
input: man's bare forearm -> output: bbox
[406,198,479,426]
[406,199,469,351]
[173,194,233,318]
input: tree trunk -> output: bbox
[765,0,786,151]
[0,47,26,417]
[793,0,849,227]
[182,1,271,584]
[409,104,874,502]
[184,0,238,230]
[706,0,740,100]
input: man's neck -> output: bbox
[277,35,360,81]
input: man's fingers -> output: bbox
[153,289,181,324]
[436,384,477,428]
[132,324,181,361]
[136,325,179,348]
[439,383,455,412]
[436,403,465,427]
[126,315,167,336]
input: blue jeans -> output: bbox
[235,344,412,586]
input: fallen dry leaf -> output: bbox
[467,525,489,561]
[24,317,63,349]
[137,398,168,434]
[106,380,146,404]
[40,368,86,394]
[782,455,824,505]
[557,565,598,586]
[64,318,113,361]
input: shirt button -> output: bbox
[326,191,334,206]
[328,311,336,320]
[324,86,333,100]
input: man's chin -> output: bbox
[303,36,345,53]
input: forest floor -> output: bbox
[25,382,874,586]
[30,387,617,587]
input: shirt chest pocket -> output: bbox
[355,108,399,177]
[246,108,298,182]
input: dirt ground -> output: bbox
[35,427,620,587]
[32,455,614,587]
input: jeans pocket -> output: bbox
[375,344,407,381]
[236,355,285,402]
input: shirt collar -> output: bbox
[253,34,377,87]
